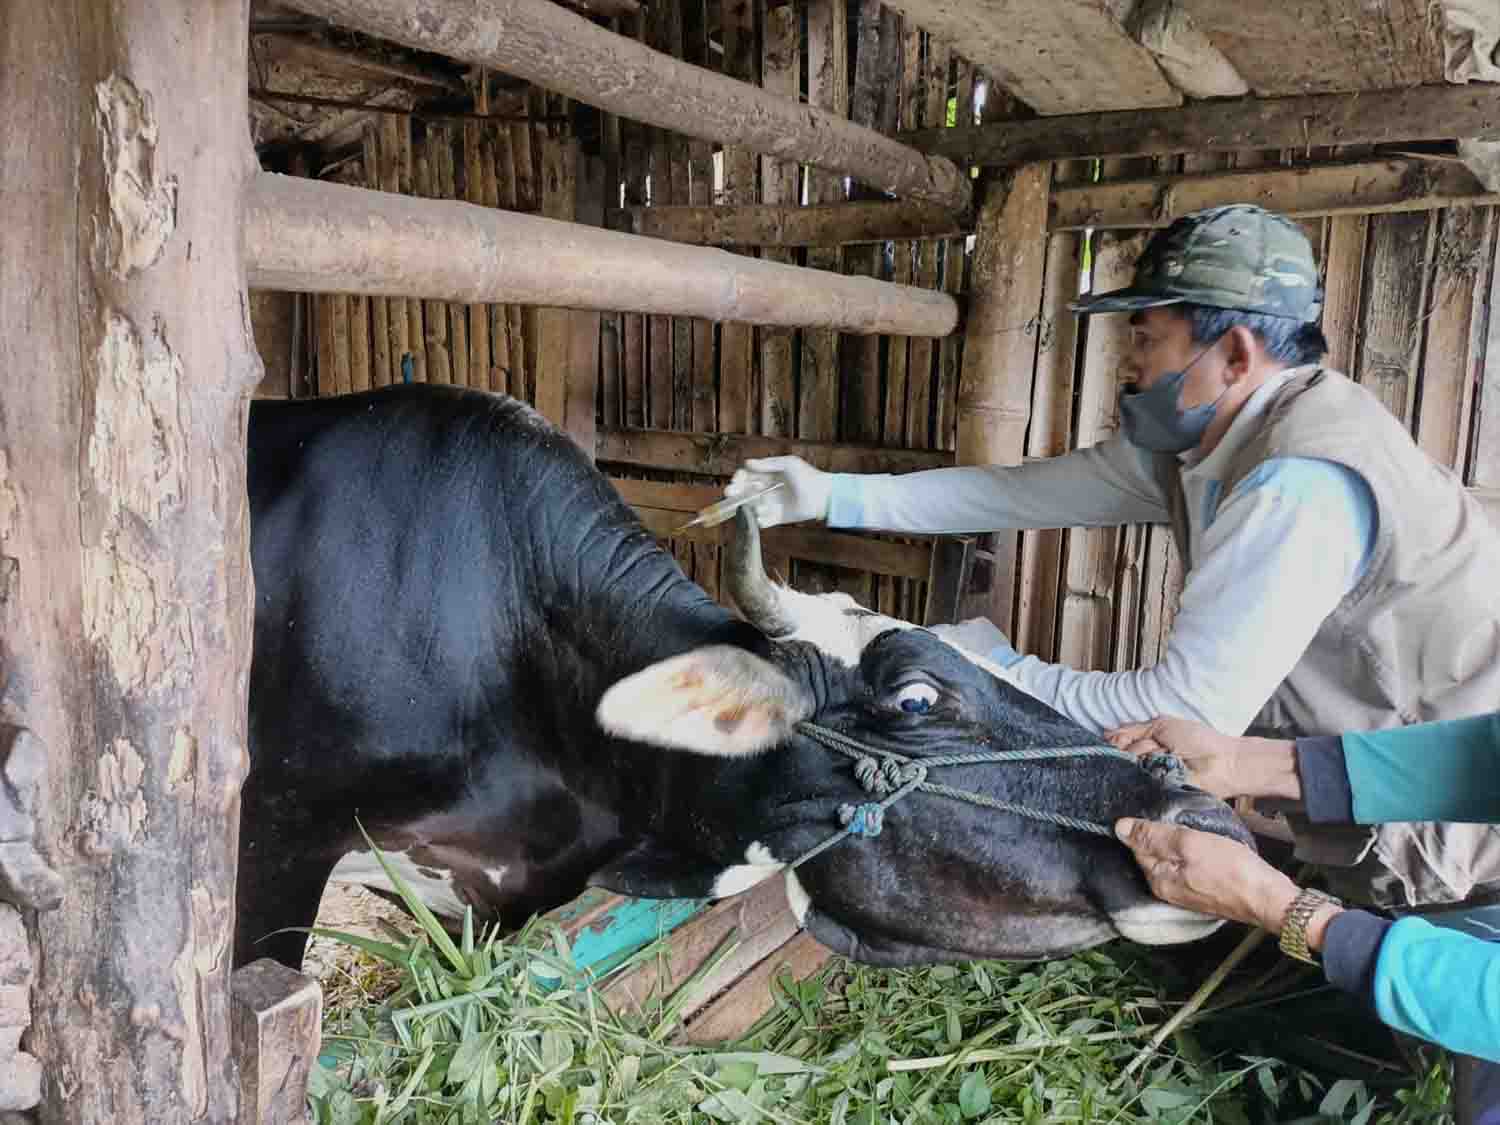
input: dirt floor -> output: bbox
[303,880,422,987]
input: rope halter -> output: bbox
[788,720,1151,872]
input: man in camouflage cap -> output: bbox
[726,202,1500,910]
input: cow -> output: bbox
[242,384,1252,971]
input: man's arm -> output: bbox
[1007,457,1373,734]
[825,435,1168,534]
[1299,712,1500,825]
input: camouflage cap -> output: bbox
[1069,204,1322,322]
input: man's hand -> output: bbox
[725,456,832,528]
[1106,716,1301,801]
[1114,818,1298,933]
[1115,818,1342,950]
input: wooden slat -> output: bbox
[905,84,1500,168]
[935,58,974,453]
[603,877,801,1028]
[330,293,351,394]
[1354,210,1435,426]
[878,0,1176,115]
[716,0,756,437]
[758,0,800,438]
[535,135,577,429]
[1057,231,1142,670]
[1469,217,1500,491]
[1417,206,1493,468]
[905,38,949,450]
[347,289,371,392]
[363,126,392,386]
[923,535,976,626]
[1177,0,1443,98]
[378,113,411,385]
[434,124,469,386]
[680,932,830,1044]
[478,121,510,394]
[464,117,491,392]
[1050,158,1497,232]
[315,294,336,397]
[414,146,451,383]
[631,507,934,578]
[598,427,953,476]
[567,155,606,458]
[1319,213,1369,374]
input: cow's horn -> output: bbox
[726,507,797,638]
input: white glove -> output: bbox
[724,456,833,528]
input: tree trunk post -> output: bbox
[1,1,261,1121]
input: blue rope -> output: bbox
[788,721,1166,872]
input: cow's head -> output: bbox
[592,511,1253,965]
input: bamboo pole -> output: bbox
[245,174,960,336]
[277,0,970,210]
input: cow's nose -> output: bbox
[1160,790,1257,850]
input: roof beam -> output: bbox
[902,83,1500,167]
[878,0,1178,114]
[244,173,958,337]
[275,0,970,210]
[1051,158,1499,230]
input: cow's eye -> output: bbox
[892,682,940,714]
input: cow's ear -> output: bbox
[587,841,724,899]
[597,645,812,756]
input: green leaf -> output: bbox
[447,1029,496,1086]
[1257,1065,1283,1107]
[715,1060,759,1092]
[958,1072,991,1119]
[1319,1078,1363,1118]
[539,1028,574,1072]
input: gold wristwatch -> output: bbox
[1278,887,1342,964]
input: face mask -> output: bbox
[1118,342,1228,454]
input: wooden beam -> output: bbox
[246,174,958,337]
[903,84,1500,168]
[1177,0,1444,97]
[608,200,968,246]
[278,0,970,210]
[680,931,830,1044]
[1126,0,1246,100]
[596,426,952,476]
[878,0,1177,115]
[1050,158,1500,230]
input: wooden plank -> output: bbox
[877,0,1176,115]
[347,289,371,392]
[281,0,970,210]
[682,0,716,439]
[513,112,540,404]
[433,124,469,386]
[567,154,606,458]
[378,114,411,385]
[544,889,707,978]
[717,0,757,436]
[363,126,392,386]
[1050,158,1498,232]
[1354,210,1435,426]
[535,136,577,430]
[597,427,953,476]
[680,931,831,1044]
[905,84,1500,168]
[330,293,352,394]
[905,39,949,450]
[1176,0,1443,98]
[956,163,1051,634]
[923,535,976,626]
[1319,214,1369,374]
[759,0,800,438]
[1469,215,1500,490]
[314,295,336,397]
[1057,231,1143,671]
[464,117,491,391]
[231,960,322,1125]
[935,58,974,453]
[1015,222,1083,659]
[477,124,509,393]
[413,146,451,383]
[1415,206,1492,469]
[603,875,801,1028]
[800,0,849,445]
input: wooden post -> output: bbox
[1417,207,1493,469]
[1,1,260,1121]
[1354,211,1435,425]
[230,960,322,1125]
[956,164,1051,633]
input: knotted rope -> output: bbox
[789,721,1151,872]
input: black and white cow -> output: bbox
[242,384,1250,969]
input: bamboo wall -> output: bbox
[268,2,1500,676]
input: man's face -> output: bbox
[1124,307,1224,410]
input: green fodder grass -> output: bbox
[309,839,1453,1124]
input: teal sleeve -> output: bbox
[1342,711,1500,824]
[1372,917,1500,1062]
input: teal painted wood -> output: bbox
[568,896,709,978]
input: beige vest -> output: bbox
[1157,367,1500,906]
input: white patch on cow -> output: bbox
[784,867,812,926]
[485,866,509,891]
[1108,902,1225,946]
[709,841,785,899]
[766,586,919,667]
[329,848,468,920]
